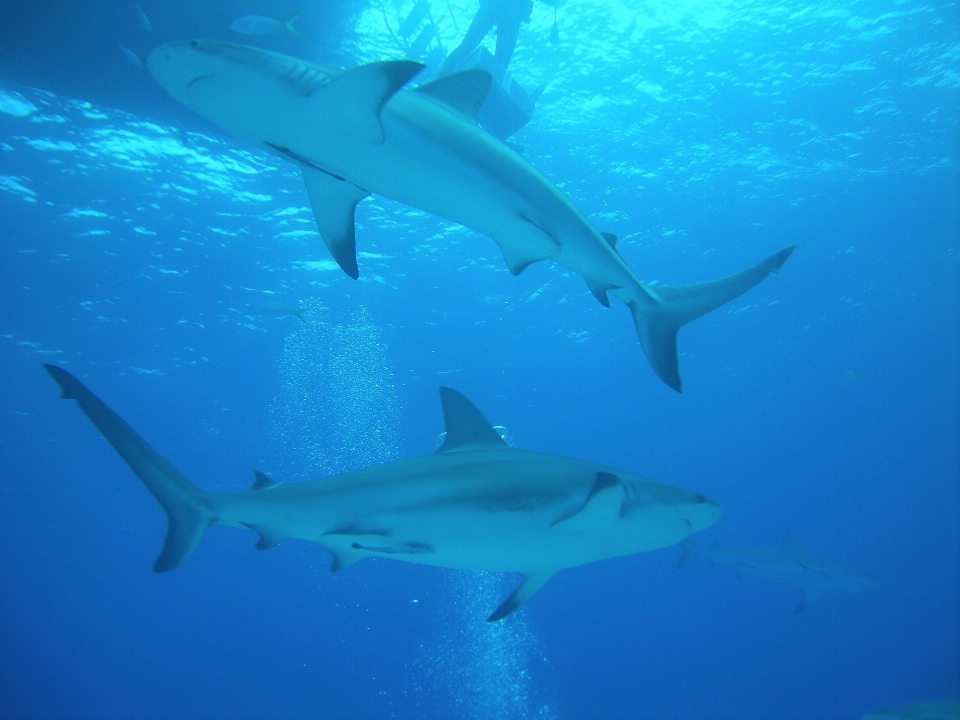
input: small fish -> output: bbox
[136,5,152,32]
[260,300,308,323]
[119,44,143,69]
[229,12,302,36]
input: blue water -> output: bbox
[1,1,958,718]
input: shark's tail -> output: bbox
[44,365,217,572]
[629,246,795,392]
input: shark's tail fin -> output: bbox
[44,365,216,572]
[629,246,795,392]
[676,538,699,569]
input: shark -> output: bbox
[146,39,795,392]
[677,532,881,613]
[45,364,720,621]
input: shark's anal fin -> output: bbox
[436,387,506,452]
[42,364,216,573]
[311,60,424,144]
[415,69,492,123]
[488,571,557,622]
[252,470,279,490]
[239,523,284,550]
[300,166,370,279]
[629,246,796,392]
[552,471,623,529]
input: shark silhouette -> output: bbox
[147,40,794,391]
[45,364,720,621]
[678,532,880,613]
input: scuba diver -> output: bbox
[439,0,534,74]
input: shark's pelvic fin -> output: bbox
[500,244,552,276]
[310,59,424,144]
[585,277,620,308]
[240,523,285,550]
[629,245,796,392]
[436,387,506,452]
[43,364,216,572]
[319,539,365,572]
[488,570,557,622]
[415,69,492,123]
[676,538,698,569]
[552,472,623,529]
[252,470,279,490]
[794,588,822,614]
[300,166,370,279]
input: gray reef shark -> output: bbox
[147,40,795,391]
[45,364,720,621]
[678,532,880,613]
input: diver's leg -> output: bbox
[493,18,520,68]
[440,5,496,73]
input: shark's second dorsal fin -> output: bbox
[252,471,279,491]
[436,387,506,453]
[415,69,492,123]
[310,60,424,144]
[601,231,618,249]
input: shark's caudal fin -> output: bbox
[43,365,216,572]
[629,246,795,392]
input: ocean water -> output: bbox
[0,1,958,719]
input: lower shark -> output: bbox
[45,364,720,621]
[147,39,795,391]
[677,532,880,613]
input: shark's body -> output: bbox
[45,365,720,620]
[678,533,880,613]
[147,40,794,391]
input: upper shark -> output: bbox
[147,40,795,391]
[45,364,720,621]
[678,532,880,613]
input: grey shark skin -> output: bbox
[45,364,720,621]
[146,39,795,391]
[678,532,880,613]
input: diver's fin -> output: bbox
[552,472,623,529]
[300,166,370,279]
[629,246,796,392]
[310,60,424,143]
[43,364,216,572]
[436,387,506,452]
[487,570,557,622]
[415,69,492,122]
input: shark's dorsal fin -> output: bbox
[415,69,492,123]
[309,60,424,144]
[300,166,370,279]
[552,472,623,529]
[252,470,279,491]
[487,570,557,622]
[782,530,802,554]
[601,231,618,249]
[436,387,506,453]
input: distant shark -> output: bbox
[678,532,880,613]
[45,364,721,621]
[147,40,795,391]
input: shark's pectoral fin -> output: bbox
[629,246,796,392]
[488,571,557,622]
[300,166,370,279]
[552,472,623,530]
[415,69,492,123]
[310,60,424,143]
